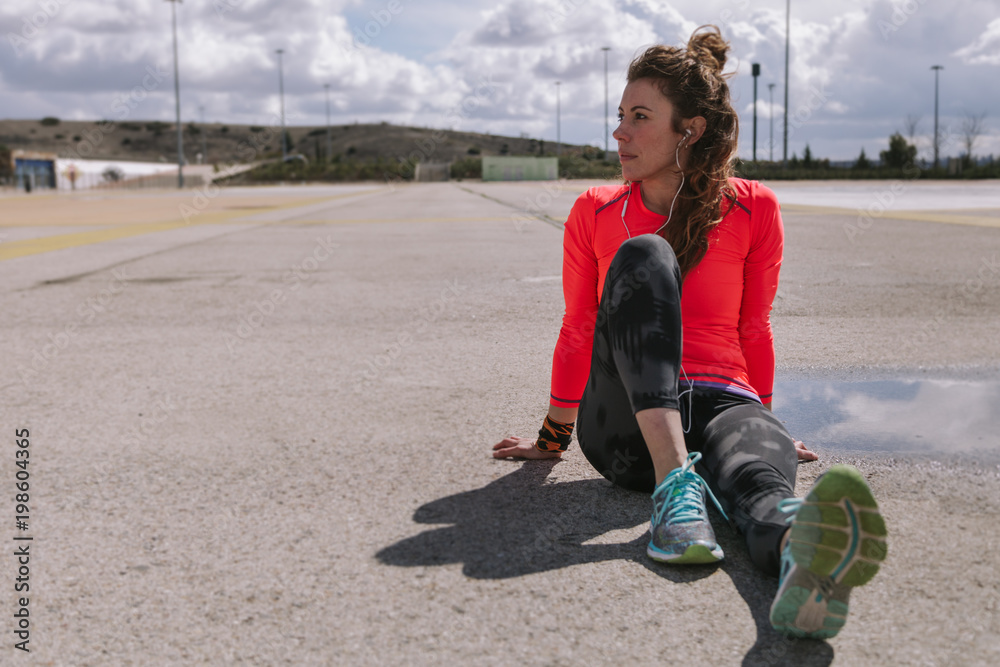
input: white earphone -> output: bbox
[621,129,690,238]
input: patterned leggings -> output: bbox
[577,234,797,576]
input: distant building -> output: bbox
[482,156,558,181]
[12,149,57,191]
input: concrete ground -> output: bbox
[0,179,998,665]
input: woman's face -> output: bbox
[613,78,686,183]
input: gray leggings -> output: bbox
[577,234,797,576]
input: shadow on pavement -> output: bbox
[377,460,833,666]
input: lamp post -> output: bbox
[324,83,332,162]
[752,63,760,161]
[166,0,183,187]
[768,83,775,162]
[601,46,610,157]
[783,0,790,168]
[931,65,943,168]
[556,81,561,157]
[199,105,207,164]
[276,48,287,160]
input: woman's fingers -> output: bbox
[794,439,819,462]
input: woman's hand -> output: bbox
[794,439,818,462]
[492,436,563,460]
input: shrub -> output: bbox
[40,117,60,126]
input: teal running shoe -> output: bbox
[647,451,728,565]
[770,464,888,639]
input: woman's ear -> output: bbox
[683,116,708,146]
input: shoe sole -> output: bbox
[770,465,888,638]
[647,543,723,565]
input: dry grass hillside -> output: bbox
[0,117,597,165]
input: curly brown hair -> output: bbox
[626,25,740,276]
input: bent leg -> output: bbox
[577,234,684,493]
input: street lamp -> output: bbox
[555,81,561,158]
[324,83,332,162]
[199,104,207,164]
[783,0,790,168]
[166,0,183,187]
[931,65,943,168]
[768,83,776,162]
[751,63,760,161]
[601,46,610,157]
[276,48,287,160]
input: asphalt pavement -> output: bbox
[0,179,998,665]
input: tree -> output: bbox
[803,144,814,168]
[880,132,917,168]
[0,144,11,180]
[854,147,871,170]
[961,111,987,168]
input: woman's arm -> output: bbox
[494,191,599,459]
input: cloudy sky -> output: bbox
[2,0,999,161]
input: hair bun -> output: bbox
[687,25,730,74]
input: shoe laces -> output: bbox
[777,497,804,524]
[651,452,729,526]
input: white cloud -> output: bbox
[953,17,1000,66]
[1,0,998,160]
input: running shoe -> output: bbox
[647,451,728,564]
[769,464,888,639]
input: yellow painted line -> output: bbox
[0,189,382,261]
[781,203,1000,228]
[0,221,191,261]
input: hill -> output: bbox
[0,117,601,166]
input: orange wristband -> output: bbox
[536,416,574,452]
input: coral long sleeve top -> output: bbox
[550,177,783,408]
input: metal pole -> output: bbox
[167,0,183,187]
[768,83,775,162]
[783,0,790,168]
[324,83,332,162]
[556,81,561,157]
[199,104,207,163]
[277,49,287,160]
[752,63,760,161]
[601,47,610,157]
[931,65,943,168]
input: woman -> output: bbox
[493,26,887,639]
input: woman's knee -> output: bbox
[611,234,679,278]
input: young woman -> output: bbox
[493,26,888,639]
